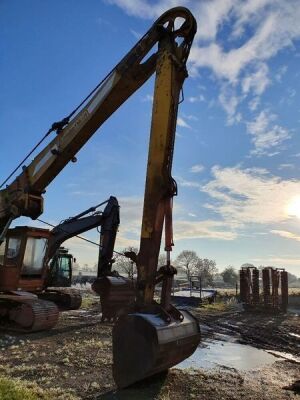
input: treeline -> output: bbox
[112,248,300,288]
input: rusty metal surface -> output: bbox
[262,268,271,307]
[0,266,19,291]
[0,296,59,332]
[241,266,289,313]
[0,226,51,292]
[112,310,200,388]
[38,287,82,310]
[262,267,288,312]
[252,268,260,305]
[281,270,288,312]
[240,266,259,308]
[92,276,135,321]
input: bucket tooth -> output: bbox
[112,310,200,388]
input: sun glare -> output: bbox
[286,196,300,218]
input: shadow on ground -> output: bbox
[97,372,168,400]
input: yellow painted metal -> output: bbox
[137,38,188,305]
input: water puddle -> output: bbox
[176,340,277,371]
[288,307,299,316]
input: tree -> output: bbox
[195,258,218,286]
[175,250,199,279]
[221,266,238,287]
[241,263,256,269]
[113,246,138,279]
[287,272,298,284]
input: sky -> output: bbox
[1,0,300,276]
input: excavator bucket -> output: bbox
[92,276,135,321]
[112,310,200,388]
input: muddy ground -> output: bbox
[0,292,299,400]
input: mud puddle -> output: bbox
[176,339,278,371]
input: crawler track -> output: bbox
[38,288,82,310]
[0,295,59,332]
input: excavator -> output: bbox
[47,247,75,288]
[0,196,123,330]
[0,7,200,387]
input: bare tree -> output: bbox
[175,250,199,279]
[114,246,138,279]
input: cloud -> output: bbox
[183,114,199,122]
[271,229,300,242]
[218,85,242,125]
[278,163,294,170]
[107,0,300,143]
[275,65,288,82]
[141,94,153,102]
[246,110,290,155]
[252,256,300,267]
[188,95,205,103]
[248,97,260,111]
[106,0,180,19]
[175,219,236,241]
[194,0,235,41]
[130,28,142,39]
[176,177,201,189]
[242,63,270,95]
[177,116,191,129]
[189,164,205,173]
[190,1,300,82]
[203,165,300,226]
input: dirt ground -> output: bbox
[0,292,299,400]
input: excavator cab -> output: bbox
[0,227,59,332]
[0,226,81,330]
[0,226,50,292]
[47,247,73,287]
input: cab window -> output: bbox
[0,239,6,265]
[22,237,47,275]
[6,237,21,259]
[59,256,71,278]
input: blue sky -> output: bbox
[1,0,300,276]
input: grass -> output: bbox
[289,288,300,295]
[0,376,37,400]
[80,295,98,309]
[202,302,233,311]
[0,376,79,400]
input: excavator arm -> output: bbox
[0,7,196,242]
[47,196,119,265]
[112,9,200,389]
